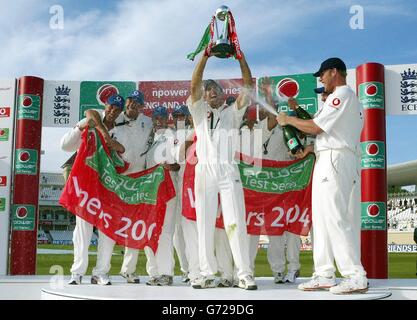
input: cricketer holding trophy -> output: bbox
[186,5,257,290]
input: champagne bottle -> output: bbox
[282,124,304,155]
[294,105,312,120]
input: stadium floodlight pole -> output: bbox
[9,76,44,275]
[356,63,388,279]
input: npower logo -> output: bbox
[367,204,380,217]
[21,96,33,108]
[366,142,380,156]
[96,84,119,106]
[15,206,28,219]
[365,83,378,96]
[18,150,31,162]
[276,78,300,99]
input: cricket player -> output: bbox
[61,94,126,286]
[113,90,153,284]
[277,57,368,294]
[188,51,257,290]
[144,106,180,286]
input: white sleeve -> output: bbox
[313,91,349,134]
[60,118,87,152]
[187,96,207,126]
[233,101,249,129]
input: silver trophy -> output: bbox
[211,5,234,58]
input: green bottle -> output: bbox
[282,125,304,155]
[294,105,312,120]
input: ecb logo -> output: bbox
[361,141,385,169]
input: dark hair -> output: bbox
[203,79,223,92]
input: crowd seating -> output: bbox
[49,230,98,245]
[388,193,417,231]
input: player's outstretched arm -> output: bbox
[236,51,253,110]
[190,54,209,105]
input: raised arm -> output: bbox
[190,54,209,104]
[236,51,253,110]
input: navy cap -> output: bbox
[314,87,325,94]
[107,94,125,109]
[152,106,168,118]
[313,57,347,77]
[127,90,145,105]
[172,105,190,117]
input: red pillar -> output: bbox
[356,63,388,279]
[10,76,44,275]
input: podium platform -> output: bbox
[3,276,417,300]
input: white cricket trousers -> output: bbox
[70,216,115,276]
[144,198,176,277]
[194,163,252,279]
[312,149,366,278]
[173,196,189,274]
[249,233,300,274]
[121,203,185,277]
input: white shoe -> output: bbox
[120,272,140,284]
[217,278,233,288]
[91,274,111,285]
[191,276,216,289]
[329,276,369,295]
[68,274,82,285]
[298,274,336,291]
[146,276,160,286]
[238,275,258,290]
[284,270,300,283]
[273,272,285,284]
[157,275,173,286]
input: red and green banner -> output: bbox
[182,144,314,236]
[59,128,175,252]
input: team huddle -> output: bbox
[60,50,369,294]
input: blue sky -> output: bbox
[0,0,416,170]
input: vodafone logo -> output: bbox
[0,176,6,186]
[276,78,299,99]
[332,98,341,106]
[367,204,380,217]
[16,206,28,219]
[21,96,33,108]
[366,143,379,156]
[365,84,378,96]
[18,151,31,162]
[0,107,11,117]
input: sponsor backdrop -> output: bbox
[0,80,16,275]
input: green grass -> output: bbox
[36,245,417,278]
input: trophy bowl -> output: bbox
[215,5,230,21]
[211,39,234,58]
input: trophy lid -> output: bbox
[215,5,230,21]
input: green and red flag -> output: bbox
[59,128,175,252]
[182,142,314,236]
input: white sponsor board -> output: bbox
[385,63,417,115]
[0,79,16,275]
[42,81,80,127]
[388,244,417,253]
